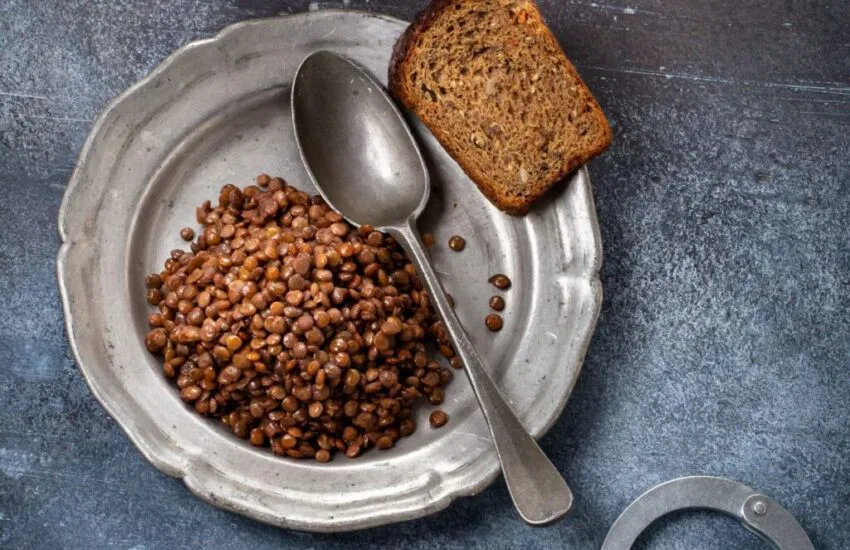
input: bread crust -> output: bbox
[389,0,612,215]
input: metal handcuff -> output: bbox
[602,476,815,550]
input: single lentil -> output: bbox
[485,313,504,332]
[488,273,512,290]
[489,295,506,311]
[429,410,448,428]
[448,235,466,251]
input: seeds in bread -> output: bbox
[389,0,612,214]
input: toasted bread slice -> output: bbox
[389,0,612,214]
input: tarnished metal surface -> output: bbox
[57,11,602,532]
[602,477,815,550]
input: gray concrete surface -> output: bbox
[1,0,848,548]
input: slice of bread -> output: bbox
[389,0,612,214]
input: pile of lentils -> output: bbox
[143,175,455,462]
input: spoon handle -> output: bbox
[392,222,574,526]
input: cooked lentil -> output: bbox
[180,227,195,241]
[448,235,466,251]
[488,273,512,290]
[429,409,448,428]
[485,313,504,332]
[488,295,505,311]
[144,175,455,462]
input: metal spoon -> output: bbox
[291,50,573,525]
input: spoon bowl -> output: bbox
[292,50,573,526]
[292,50,429,229]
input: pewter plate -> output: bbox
[57,11,602,532]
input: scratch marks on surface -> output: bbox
[583,2,645,15]
[800,111,850,118]
[0,90,49,100]
[0,449,36,479]
[578,64,850,97]
[5,338,62,382]
[546,331,559,341]
[773,96,850,106]
[0,451,174,497]
[0,430,73,442]
[26,114,93,123]
[137,23,214,35]
[757,82,850,96]
[456,432,492,445]
[308,0,350,12]
[284,16,312,69]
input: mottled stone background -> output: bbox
[1,1,848,548]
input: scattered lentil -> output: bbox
[180,227,195,241]
[485,313,504,332]
[488,273,512,290]
[448,235,466,251]
[488,295,505,311]
[429,410,448,428]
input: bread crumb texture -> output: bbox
[390,0,612,214]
